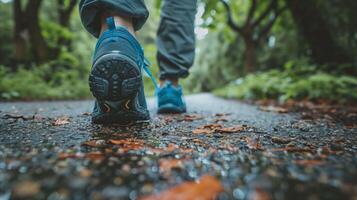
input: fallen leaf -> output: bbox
[159,159,184,174]
[294,159,325,166]
[53,117,70,126]
[192,128,214,134]
[259,106,288,113]
[216,125,245,133]
[214,117,228,123]
[270,147,314,153]
[271,136,291,144]
[215,113,232,117]
[246,138,264,150]
[247,188,271,200]
[82,140,106,148]
[79,168,93,177]
[182,114,203,121]
[193,124,245,134]
[58,153,83,159]
[139,175,224,200]
[109,139,145,152]
[12,180,40,198]
[85,152,105,161]
[82,112,91,116]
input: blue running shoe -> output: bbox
[89,17,150,124]
[157,82,187,114]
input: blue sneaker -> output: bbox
[157,82,187,114]
[89,17,150,124]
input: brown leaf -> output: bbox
[215,113,232,117]
[247,188,271,200]
[193,124,245,134]
[271,136,291,144]
[139,175,224,200]
[13,180,40,198]
[109,139,146,153]
[192,128,214,134]
[53,117,70,126]
[270,147,314,153]
[85,152,105,161]
[294,159,325,166]
[182,114,203,121]
[58,153,83,159]
[82,140,106,148]
[259,106,288,113]
[79,168,93,177]
[159,159,184,174]
[216,125,245,133]
[246,138,264,150]
[214,117,228,123]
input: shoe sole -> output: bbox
[92,109,150,125]
[157,103,186,114]
[89,53,150,124]
[89,53,141,101]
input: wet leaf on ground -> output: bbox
[193,124,245,134]
[52,117,70,126]
[109,139,145,153]
[271,136,292,144]
[294,159,325,166]
[139,175,223,200]
[12,180,40,198]
[181,114,203,122]
[159,159,184,175]
[259,106,288,113]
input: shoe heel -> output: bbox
[89,53,141,101]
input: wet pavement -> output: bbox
[0,93,356,200]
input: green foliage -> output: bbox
[41,20,74,48]
[0,63,91,100]
[214,63,357,102]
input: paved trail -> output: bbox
[0,94,356,200]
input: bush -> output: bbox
[0,64,91,100]
[214,63,357,103]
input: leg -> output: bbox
[79,0,149,38]
[157,0,198,84]
[156,0,198,114]
[79,0,151,124]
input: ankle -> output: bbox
[100,14,135,36]
[160,78,179,87]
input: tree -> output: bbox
[286,0,353,67]
[13,0,78,64]
[219,0,286,73]
[13,0,48,63]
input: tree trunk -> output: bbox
[13,0,27,64]
[26,0,49,63]
[286,0,353,65]
[243,39,257,73]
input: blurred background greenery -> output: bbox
[0,0,356,102]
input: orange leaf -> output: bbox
[52,117,70,126]
[271,136,291,144]
[182,114,203,121]
[192,128,214,134]
[109,139,145,152]
[259,106,288,113]
[58,153,83,159]
[139,175,224,200]
[294,159,324,166]
[85,152,105,161]
[216,125,245,133]
[159,159,184,174]
[270,147,314,153]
